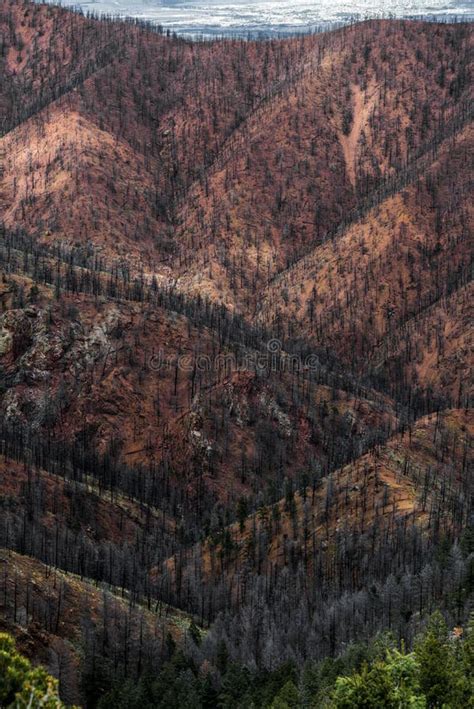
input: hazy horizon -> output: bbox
[46,0,474,36]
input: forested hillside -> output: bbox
[0,2,472,705]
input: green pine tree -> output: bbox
[414,611,462,708]
[270,680,300,709]
[0,633,67,708]
[330,650,426,709]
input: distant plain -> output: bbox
[47,0,474,36]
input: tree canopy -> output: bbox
[0,633,66,708]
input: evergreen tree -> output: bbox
[270,680,300,709]
[0,633,66,709]
[414,611,461,708]
[330,650,426,709]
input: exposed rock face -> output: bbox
[0,327,12,355]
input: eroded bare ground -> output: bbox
[339,81,378,187]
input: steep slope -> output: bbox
[172,20,473,310]
[0,0,123,133]
[0,3,472,701]
[0,549,185,704]
[1,6,472,290]
[372,281,473,405]
[258,125,473,403]
[1,105,163,262]
[160,409,472,662]
[0,269,398,510]
[1,0,316,262]
[0,452,177,568]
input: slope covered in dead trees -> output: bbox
[0,2,472,705]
